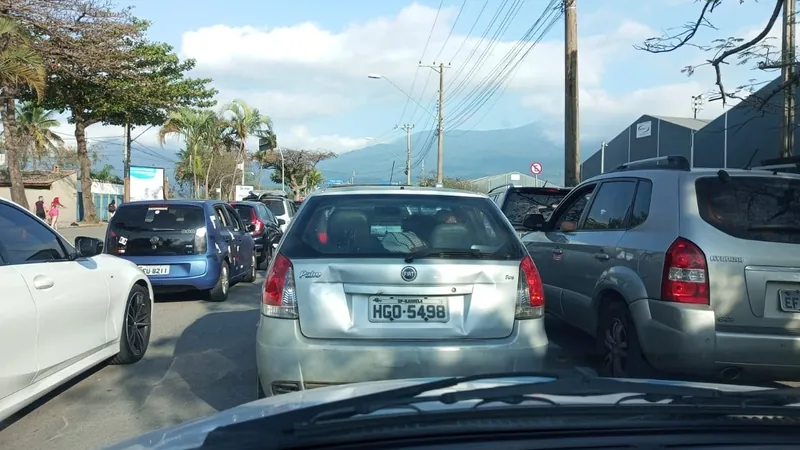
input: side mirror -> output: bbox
[277,218,286,225]
[246,223,256,232]
[560,221,577,232]
[75,236,103,257]
[522,213,546,230]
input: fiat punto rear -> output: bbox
[255,185,549,396]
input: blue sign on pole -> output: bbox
[327,179,344,185]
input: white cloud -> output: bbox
[277,125,376,153]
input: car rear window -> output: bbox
[696,175,800,244]
[232,204,254,223]
[107,204,207,256]
[280,194,524,260]
[262,198,286,216]
[502,189,569,225]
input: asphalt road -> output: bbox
[0,224,772,449]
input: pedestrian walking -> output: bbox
[108,199,117,220]
[34,196,47,221]
[48,197,66,230]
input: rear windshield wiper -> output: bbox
[404,248,508,263]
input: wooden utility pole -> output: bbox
[123,123,131,202]
[397,124,414,184]
[420,62,450,185]
[564,0,580,186]
[781,0,796,158]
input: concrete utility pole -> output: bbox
[691,94,704,119]
[397,124,414,184]
[564,0,580,187]
[420,62,449,185]
[781,0,796,158]
[123,123,131,202]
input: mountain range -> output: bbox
[85,122,597,189]
[317,122,599,186]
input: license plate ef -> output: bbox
[778,289,800,312]
[369,297,449,323]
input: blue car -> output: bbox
[104,200,257,302]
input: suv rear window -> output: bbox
[502,189,569,225]
[696,176,800,244]
[262,198,286,216]
[280,194,523,260]
[107,204,206,256]
[232,204,254,223]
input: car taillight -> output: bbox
[515,255,544,319]
[661,237,709,305]
[250,209,264,234]
[194,226,208,254]
[262,253,298,319]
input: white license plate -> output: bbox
[779,289,800,312]
[138,265,171,276]
[368,297,449,323]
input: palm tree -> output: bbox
[221,99,273,194]
[0,17,47,208]
[16,102,64,169]
[158,108,218,198]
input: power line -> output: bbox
[398,0,443,124]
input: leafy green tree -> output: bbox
[16,102,64,169]
[43,22,217,221]
[159,107,221,198]
[261,149,336,200]
[0,16,46,207]
[221,99,273,194]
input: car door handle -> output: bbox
[552,248,563,255]
[594,252,610,261]
[33,275,55,290]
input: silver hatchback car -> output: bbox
[256,185,549,396]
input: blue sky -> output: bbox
[56,0,784,169]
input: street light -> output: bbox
[277,146,285,193]
[367,74,437,120]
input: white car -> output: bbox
[0,198,154,422]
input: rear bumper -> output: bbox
[120,255,222,291]
[631,298,800,380]
[256,317,549,396]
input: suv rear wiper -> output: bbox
[404,248,509,263]
[275,373,800,430]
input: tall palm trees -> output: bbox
[221,99,273,194]
[0,17,47,207]
[16,102,64,169]
[158,107,219,198]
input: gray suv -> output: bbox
[521,155,800,382]
[255,185,549,396]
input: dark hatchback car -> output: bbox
[230,201,283,267]
[104,200,257,302]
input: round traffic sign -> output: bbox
[530,162,543,175]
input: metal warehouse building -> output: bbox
[471,171,560,192]
[580,75,799,180]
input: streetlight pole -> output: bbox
[277,146,285,193]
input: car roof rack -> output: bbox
[611,155,690,173]
[751,155,800,172]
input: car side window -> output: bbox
[0,203,69,264]
[214,206,229,228]
[553,185,596,230]
[225,206,243,232]
[582,181,637,230]
[260,204,276,224]
[629,180,653,228]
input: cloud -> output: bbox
[278,125,377,153]
[178,3,654,124]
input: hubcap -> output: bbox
[603,318,628,376]
[221,266,229,294]
[125,291,150,356]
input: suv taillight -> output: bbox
[515,255,545,319]
[194,226,208,254]
[661,237,709,305]
[262,253,298,319]
[250,209,264,234]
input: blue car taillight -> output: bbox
[194,226,208,253]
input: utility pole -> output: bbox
[397,124,414,185]
[691,94,704,119]
[123,123,131,202]
[781,0,796,158]
[420,62,450,185]
[350,170,355,184]
[564,0,580,187]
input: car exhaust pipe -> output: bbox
[719,367,741,381]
